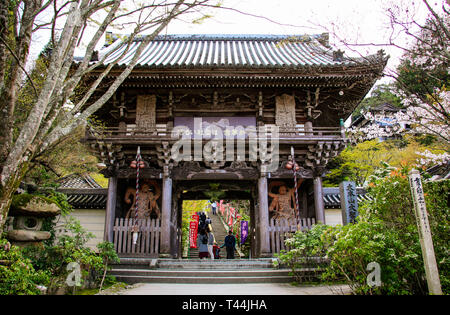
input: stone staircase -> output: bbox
[109,258,295,284]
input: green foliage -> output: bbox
[277,224,331,283]
[352,83,403,118]
[280,164,449,294]
[22,216,108,294]
[0,239,50,295]
[324,137,448,187]
[395,14,449,101]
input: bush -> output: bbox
[277,224,332,283]
[278,165,449,295]
[22,216,114,294]
[0,239,50,295]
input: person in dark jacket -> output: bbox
[220,230,236,259]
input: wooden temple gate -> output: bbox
[83,34,386,258]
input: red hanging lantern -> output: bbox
[130,160,137,168]
[139,160,145,169]
[285,161,294,169]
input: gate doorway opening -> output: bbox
[175,180,256,260]
[181,199,253,260]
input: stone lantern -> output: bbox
[6,194,61,246]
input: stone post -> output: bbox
[160,174,172,257]
[257,174,271,257]
[339,181,359,225]
[104,177,117,242]
[313,176,326,224]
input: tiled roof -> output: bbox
[57,174,107,209]
[98,34,381,69]
[323,187,372,208]
[64,191,107,209]
[58,174,102,189]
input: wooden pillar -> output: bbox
[313,176,326,224]
[160,175,172,257]
[258,175,271,257]
[305,121,313,136]
[104,177,117,242]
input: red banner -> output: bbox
[189,221,198,248]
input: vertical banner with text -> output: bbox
[241,221,248,245]
[189,220,198,248]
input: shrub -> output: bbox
[0,239,50,295]
[277,224,332,283]
[278,165,449,295]
[22,216,108,294]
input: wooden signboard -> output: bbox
[408,169,442,295]
[136,95,156,133]
[339,181,359,225]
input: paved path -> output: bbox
[112,283,351,295]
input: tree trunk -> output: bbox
[0,161,29,229]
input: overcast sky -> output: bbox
[162,0,436,72]
[30,0,442,89]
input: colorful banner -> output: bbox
[189,221,198,248]
[241,221,248,244]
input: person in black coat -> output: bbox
[221,230,236,259]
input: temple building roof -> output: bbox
[89,33,387,73]
[57,174,107,209]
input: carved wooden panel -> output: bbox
[275,94,296,129]
[136,95,156,132]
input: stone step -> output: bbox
[111,269,292,277]
[109,269,295,284]
[112,258,276,270]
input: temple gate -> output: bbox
[83,34,387,258]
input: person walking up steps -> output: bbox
[206,227,215,260]
[197,229,209,259]
[221,230,236,259]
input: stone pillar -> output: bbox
[160,175,172,257]
[313,176,326,224]
[104,177,117,242]
[257,175,271,257]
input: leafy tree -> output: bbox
[324,137,448,186]
[352,83,403,119]
[0,0,223,230]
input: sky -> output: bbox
[160,0,435,74]
[30,0,441,94]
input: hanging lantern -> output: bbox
[130,160,145,168]
[294,163,300,171]
[285,161,294,169]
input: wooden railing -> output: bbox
[113,218,161,257]
[268,217,316,254]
